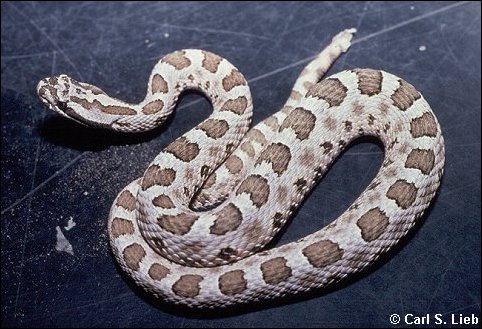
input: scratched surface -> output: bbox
[1,1,480,327]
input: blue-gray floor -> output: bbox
[1,1,480,327]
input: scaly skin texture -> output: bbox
[37,29,445,308]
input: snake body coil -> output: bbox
[37,29,445,308]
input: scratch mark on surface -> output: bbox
[1,51,57,60]
[87,50,108,80]
[438,24,460,64]
[355,2,370,32]
[425,244,465,314]
[1,152,87,215]
[6,2,85,80]
[11,49,57,320]
[351,2,469,46]
[245,1,471,85]
[441,302,481,316]
[11,291,136,323]
[446,142,481,148]
[440,181,478,197]
[160,23,270,40]
[398,282,406,316]
[281,1,421,37]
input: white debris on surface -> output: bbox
[64,217,76,231]
[164,32,170,38]
[410,5,415,10]
[55,226,74,255]
[419,45,427,51]
[83,191,89,196]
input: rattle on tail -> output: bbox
[37,28,445,308]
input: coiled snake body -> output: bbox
[37,29,445,308]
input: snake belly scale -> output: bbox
[37,29,445,308]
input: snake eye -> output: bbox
[57,101,68,112]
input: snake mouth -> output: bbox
[37,81,91,129]
[36,75,92,127]
[36,77,71,119]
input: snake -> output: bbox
[36,28,445,308]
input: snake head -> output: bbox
[37,75,168,131]
[36,74,114,127]
[37,74,74,118]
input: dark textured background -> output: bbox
[1,1,480,327]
